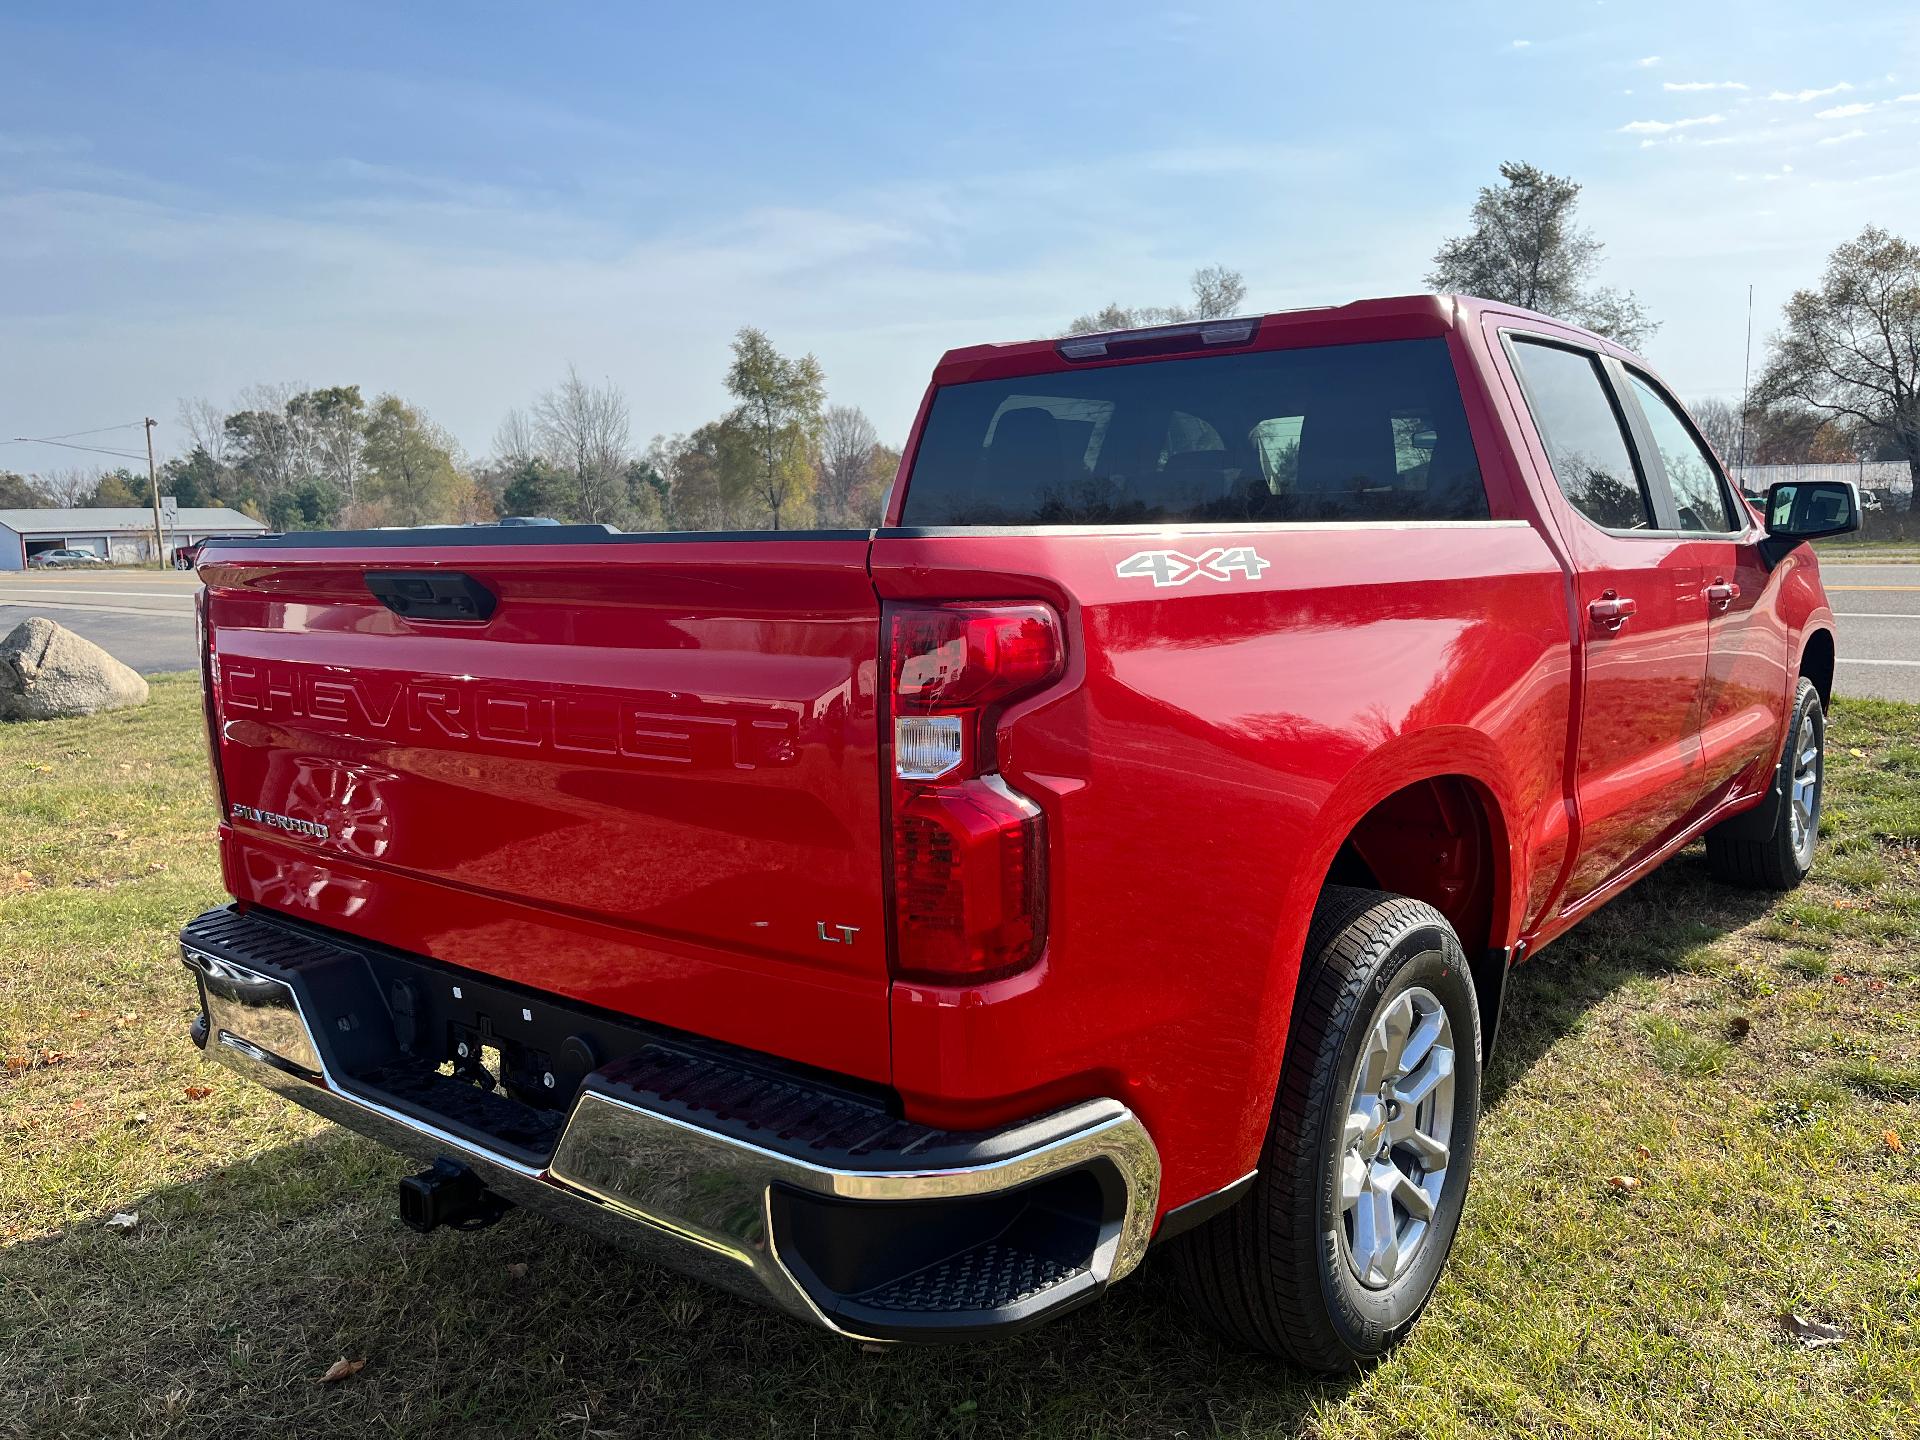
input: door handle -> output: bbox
[1588,592,1637,633]
[1705,578,1740,612]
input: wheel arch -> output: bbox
[1800,625,1835,710]
[1261,732,1526,1094]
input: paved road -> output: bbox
[0,569,200,674]
[0,561,1916,699]
[1824,562,1920,703]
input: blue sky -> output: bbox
[3,1,1918,470]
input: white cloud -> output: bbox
[1635,55,1661,67]
[1816,102,1874,119]
[1619,113,1726,134]
[1898,93,1920,103]
[1769,83,1852,102]
[1510,38,1531,49]
[1818,128,1869,145]
[1664,80,1747,92]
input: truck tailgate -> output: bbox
[201,533,892,1082]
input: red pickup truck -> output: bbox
[180,295,1858,1370]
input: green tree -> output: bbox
[1759,225,1920,512]
[267,479,343,531]
[362,396,465,526]
[725,327,825,530]
[160,446,223,509]
[1428,161,1655,348]
[623,457,667,529]
[0,471,48,507]
[87,470,143,507]
[501,457,572,519]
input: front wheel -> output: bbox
[1170,885,1482,1371]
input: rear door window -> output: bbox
[1625,372,1740,533]
[899,338,1489,525]
[1509,339,1655,532]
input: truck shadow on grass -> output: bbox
[3,846,1785,1440]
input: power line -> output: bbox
[5,436,150,462]
[21,421,147,442]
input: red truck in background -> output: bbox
[179,295,1859,1370]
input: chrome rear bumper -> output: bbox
[181,908,1159,1341]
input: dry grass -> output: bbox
[2,675,1917,1438]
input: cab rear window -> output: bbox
[899,338,1489,526]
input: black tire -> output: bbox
[1170,885,1482,1371]
[1705,677,1824,891]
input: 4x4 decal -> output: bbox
[1115,546,1270,588]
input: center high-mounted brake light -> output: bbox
[1055,316,1257,363]
[886,604,1063,984]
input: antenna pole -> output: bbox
[1737,284,1754,475]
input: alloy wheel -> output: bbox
[1337,982,1456,1290]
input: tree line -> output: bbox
[0,327,896,532]
[6,164,1915,526]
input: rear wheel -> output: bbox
[1705,677,1824,890]
[1171,885,1482,1371]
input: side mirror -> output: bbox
[1765,479,1860,546]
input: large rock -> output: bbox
[0,617,149,721]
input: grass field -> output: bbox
[3,675,1918,1439]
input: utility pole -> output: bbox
[144,417,165,566]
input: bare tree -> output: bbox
[39,468,98,506]
[177,396,234,471]
[534,366,632,524]
[815,405,879,526]
[1688,397,1741,463]
[492,407,539,470]
[1759,225,1920,511]
[1063,264,1247,336]
[1190,264,1248,319]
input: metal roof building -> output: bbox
[0,506,267,570]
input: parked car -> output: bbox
[173,540,208,570]
[28,547,108,568]
[178,294,1856,1370]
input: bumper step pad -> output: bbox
[179,904,1158,1341]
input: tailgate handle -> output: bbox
[365,571,497,622]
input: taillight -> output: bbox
[886,603,1063,984]
[196,587,228,814]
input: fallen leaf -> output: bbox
[319,1357,366,1384]
[506,1262,528,1279]
[1607,1175,1641,1191]
[1886,1130,1905,1154]
[1848,747,1866,759]
[3,1056,26,1074]
[105,1212,139,1232]
[1782,1313,1845,1348]
[183,1085,212,1101]
[859,1342,888,1355]
[128,1112,150,1127]
[1635,1143,1652,1161]
[70,1009,95,1021]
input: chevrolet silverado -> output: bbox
[179,294,1859,1370]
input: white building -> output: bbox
[0,506,268,570]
